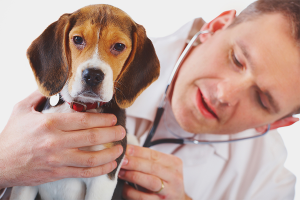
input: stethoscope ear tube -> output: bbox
[143,107,165,147]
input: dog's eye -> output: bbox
[73,36,84,45]
[113,43,125,52]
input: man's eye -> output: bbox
[231,50,244,69]
[257,93,268,110]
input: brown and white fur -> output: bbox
[10,4,160,200]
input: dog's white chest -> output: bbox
[37,175,118,200]
[38,179,86,200]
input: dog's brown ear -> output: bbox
[115,24,160,109]
[27,14,72,96]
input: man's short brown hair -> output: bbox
[230,0,300,115]
[231,0,300,41]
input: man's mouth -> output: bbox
[196,89,218,120]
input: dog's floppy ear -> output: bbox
[27,14,72,96]
[115,24,160,109]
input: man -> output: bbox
[1,0,299,199]
[118,0,300,199]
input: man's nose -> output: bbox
[217,76,254,106]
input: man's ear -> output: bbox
[199,10,236,43]
[255,116,299,133]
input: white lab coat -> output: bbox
[125,18,296,200]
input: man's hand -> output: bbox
[0,90,125,188]
[119,145,192,200]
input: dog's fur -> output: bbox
[10,4,159,200]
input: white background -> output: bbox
[1,0,300,199]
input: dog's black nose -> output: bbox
[82,69,104,87]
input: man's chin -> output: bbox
[173,112,205,133]
[174,112,225,134]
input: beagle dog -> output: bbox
[10,4,159,200]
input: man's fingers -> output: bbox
[59,161,118,179]
[119,169,164,194]
[16,90,46,112]
[48,112,117,131]
[58,145,123,168]
[126,145,183,168]
[122,183,160,200]
[121,155,176,183]
[61,126,125,148]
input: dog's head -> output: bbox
[27,4,160,109]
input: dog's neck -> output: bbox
[48,93,106,112]
[67,101,105,112]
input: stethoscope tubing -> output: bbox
[143,106,270,147]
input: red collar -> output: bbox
[67,101,106,112]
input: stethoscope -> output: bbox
[143,30,271,148]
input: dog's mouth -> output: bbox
[74,87,113,103]
[78,90,99,98]
[61,82,113,105]
[73,88,102,103]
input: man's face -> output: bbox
[171,13,300,134]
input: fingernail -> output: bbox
[118,169,125,177]
[126,145,133,155]
[122,157,128,166]
[120,126,126,138]
[113,161,117,169]
[112,115,117,125]
[119,145,123,154]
